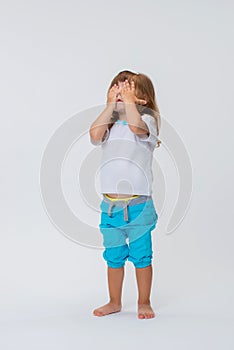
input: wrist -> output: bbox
[105,104,115,115]
[124,100,136,108]
[124,98,135,105]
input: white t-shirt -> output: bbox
[90,114,158,196]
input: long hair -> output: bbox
[106,70,162,148]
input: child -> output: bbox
[89,70,161,319]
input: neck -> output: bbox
[118,109,127,120]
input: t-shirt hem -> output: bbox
[100,191,152,196]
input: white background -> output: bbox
[0,0,233,349]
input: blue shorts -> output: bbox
[99,194,158,268]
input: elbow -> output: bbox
[128,126,139,135]
[89,129,105,144]
[89,131,100,143]
[129,124,149,136]
[89,126,99,140]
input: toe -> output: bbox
[93,309,103,316]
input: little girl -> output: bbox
[89,70,161,319]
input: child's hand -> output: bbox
[106,84,119,108]
[121,80,147,105]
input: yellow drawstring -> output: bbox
[104,194,139,202]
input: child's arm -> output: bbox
[89,84,119,144]
[125,103,149,136]
[89,105,113,144]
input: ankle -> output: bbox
[138,299,151,306]
[109,299,122,306]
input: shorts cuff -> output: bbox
[107,262,125,268]
[132,260,152,268]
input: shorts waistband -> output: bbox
[102,194,152,222]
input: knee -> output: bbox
[103,245,129,268]
[128,231,153,268]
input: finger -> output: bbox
[124,81,131,91]
[111,84,117,91]
[136,98,147,105]
[130,81,135,91]
[124,80,130,88]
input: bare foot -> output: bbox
[138,303,155,319]
[93,302,122,317]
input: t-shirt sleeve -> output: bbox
[135,114,158,145]
[89,127,110,146]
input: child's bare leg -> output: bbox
[135,264,155,319]
[93,266,124,316]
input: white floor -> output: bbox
[1,256,233,350]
